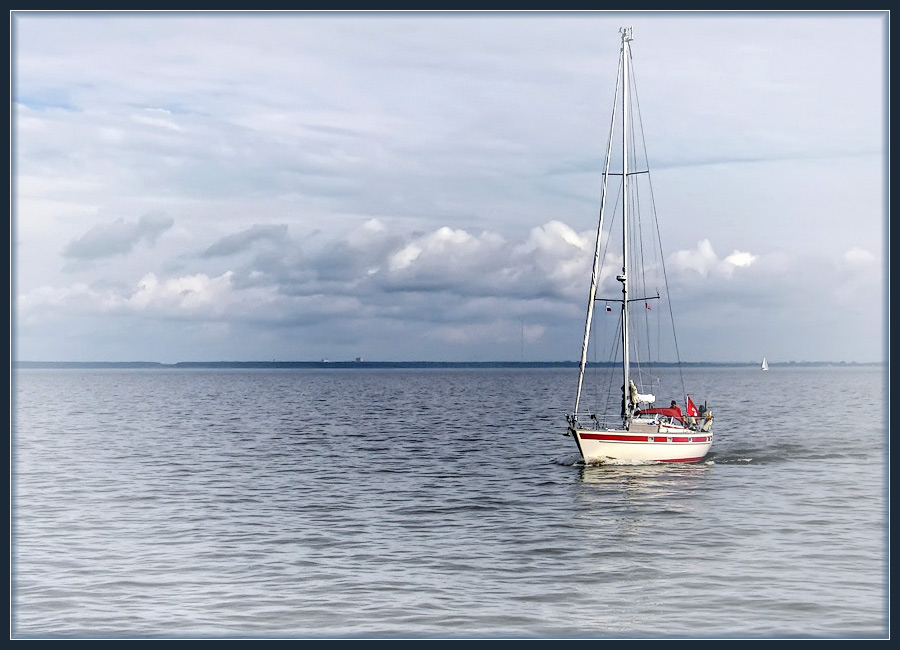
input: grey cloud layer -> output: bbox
[63,212,174,259]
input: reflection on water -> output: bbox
[577,462,711,516]
[579,462,709,487]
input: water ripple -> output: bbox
[12,367,888,638]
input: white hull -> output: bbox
[570,425,712,464]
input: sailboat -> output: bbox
[565,27,714,464]
[761,357,769,371]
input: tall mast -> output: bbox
[618,26,633,423]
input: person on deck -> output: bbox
[670,400,683,419]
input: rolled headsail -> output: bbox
[629,380,655,405]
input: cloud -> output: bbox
[841,247,877,269]
[383,226,503,279]
[669,239,757,278]
[62,212,174,260]
[201,224,290,258]
[131,107,184,132]
[17,272,237,319]
[25,222,768,330]
[349,220,593,305]
[128,272,235,314]
[21,219,590,328]
[724,250,756,268]
[17,214,884,363]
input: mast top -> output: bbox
[620,26,633,43]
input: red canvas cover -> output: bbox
[635,407,683,422]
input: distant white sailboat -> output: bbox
[761,357,769,371]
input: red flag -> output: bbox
[686,396,699,417]
[606,304,612,312]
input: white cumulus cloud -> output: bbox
[128,272,236,313]
[670,239,757,278]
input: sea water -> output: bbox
[11,365,888,638]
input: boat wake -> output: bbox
[702,451,755,464]
[551,452,586,466]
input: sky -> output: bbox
[11,10,888,364]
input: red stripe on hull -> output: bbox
[578,432,710,444]
[580,433,648,442]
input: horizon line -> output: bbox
[13,360,884,368]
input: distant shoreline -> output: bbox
[12,360,884,370]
